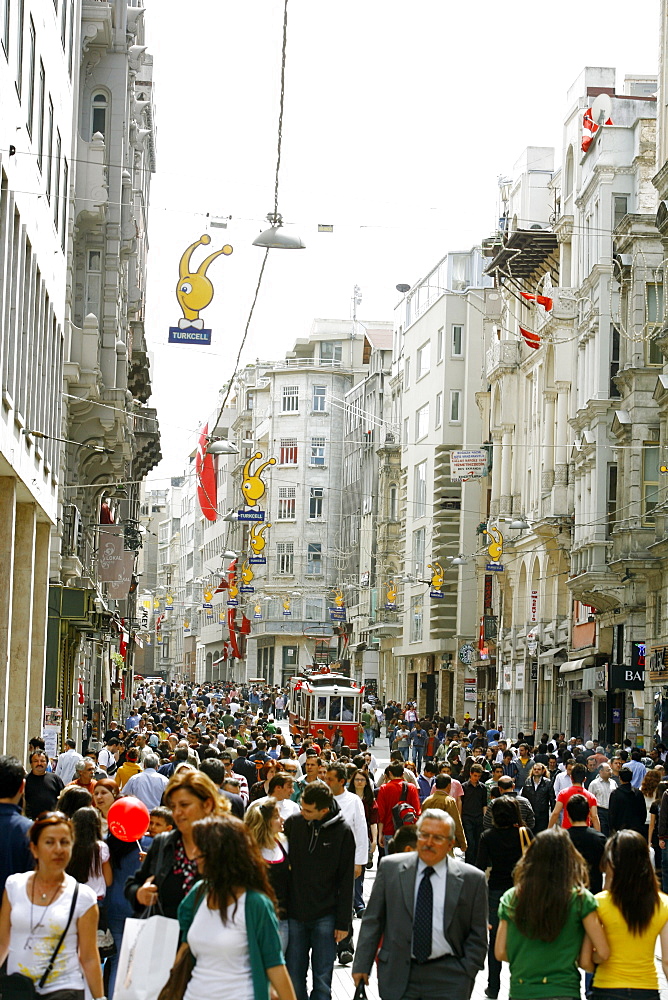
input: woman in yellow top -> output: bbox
[581,829,668,1000]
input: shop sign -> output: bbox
[464,680,477,702]
[516,663,525,690]
[609,664,644,690]
[650,646,668,682]
[450,449,488,482]
[530,590,538,622]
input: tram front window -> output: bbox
[329,697,341,721]
[316,696,328,720]
[341,697,354,721]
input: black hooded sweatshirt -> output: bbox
[284,798,355,928]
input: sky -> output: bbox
[142,0,660,485]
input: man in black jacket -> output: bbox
[284,780,355,1000]
[521,762,555,832]
[608,766,646,834]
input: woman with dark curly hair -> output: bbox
[177,815,297,1000]
[495,827,609,1000]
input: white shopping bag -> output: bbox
[113,914,180,1000]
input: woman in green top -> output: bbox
[176,815,297,1000]
[495,827,609,999]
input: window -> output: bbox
[403,417,409,446]
[310,436,326,466]
[450,390,461,423]
[642,443,660,524]
[279,438,297,465]
[45,95,53,202]
[307,543,322,575]
[15,0,23,99]
[37,60,44,171]
[305,597,324,620]
[437,327,444,362]
[309,487,323,519]
[656,593,663,638]
[61,158,68,250]
[277,486,296,520]
[435,391,442,428]
[246,391,254,410]
[410,595,423,642]
[610,324,620,397]
[277,542,294,575]
[53,130,61,227]
[26,16,34,135]
[312,385,326,411]
[91,91,108,138]
[607,463,617,537]
[647,283,664,365]
[282,385,299,412]
[404,357,410,388]
[613,195,628,230]
[2,0,9,57]
[389,484,399,521]
[416,341,430,379]
[452,324,464,357]
[85,248,102,317]
[416,403,429,440]
[60,0,66,48]
[68,0,74,75]
[413,527,425,578]
[320,341,342,362]
[414,461,427,517]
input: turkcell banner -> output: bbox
[168,326,212,345]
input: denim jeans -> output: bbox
[399,746,409,761]
[412,747,424,772]
[353,869,365,913]
[462,816,484,865]
[364,727,375,746]
[486,886,504,995]
[590,989,660,1000]
[287,914,337,1000]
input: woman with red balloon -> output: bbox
[124,770,228,919]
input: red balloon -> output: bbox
[107,796,150,842]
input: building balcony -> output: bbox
[485,341,520,380]
[133,407,161,480]
[81,1,113,53]
[75,135,108,228]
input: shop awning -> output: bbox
[539,646,566,661]
[560,655,595,674]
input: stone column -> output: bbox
[542,391,557,494]
[6,504,36,758]
[555,384,569,487]
[490,433,502,518]
[0,479,16,753]
[27,521,51,744]
[500,426,513,515]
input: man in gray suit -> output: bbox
[352,808,488,1000]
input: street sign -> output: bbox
[168,326,212,345]
[486,563,504,572]
[237,510,265,522]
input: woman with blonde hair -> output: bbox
[245,797,289,950]
[125,768,228,919]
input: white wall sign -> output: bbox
[450,449,488,482]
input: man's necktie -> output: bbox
[412,866,435,964]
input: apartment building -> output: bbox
[391,248,491,720]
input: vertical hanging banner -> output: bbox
[168,235,232,345]
[98,526,134,598]
[238,452,275,521]
[196,424,218,521]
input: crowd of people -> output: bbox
[0,683,668,1000]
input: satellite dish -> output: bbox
[396,283,411,294]
[591,92,612,125]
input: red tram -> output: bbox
[288,670,363,749]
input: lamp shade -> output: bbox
[252,225,305,250]
[206,439,239,455]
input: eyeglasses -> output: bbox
[417,833,449,844]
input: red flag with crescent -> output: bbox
[196,424,217,522]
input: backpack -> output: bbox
[391,782,418,828]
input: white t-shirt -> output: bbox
[185,893,253,1000]
[87,841,110,898]
[6,872,97,994]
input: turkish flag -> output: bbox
[240,615,251,635]
[196,424,218,522]
[520,292,553,311]
[78,679,85,705]
[520,326,541,350]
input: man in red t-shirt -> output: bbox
[376,762,421,847]
[548,763,600,830]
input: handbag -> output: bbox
[113,902,180,1000]
[156,944,195,1000]
[352,982,367,1000]
[0,883,79,1000]
[519,826,532,854]
[96,901,116,960]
